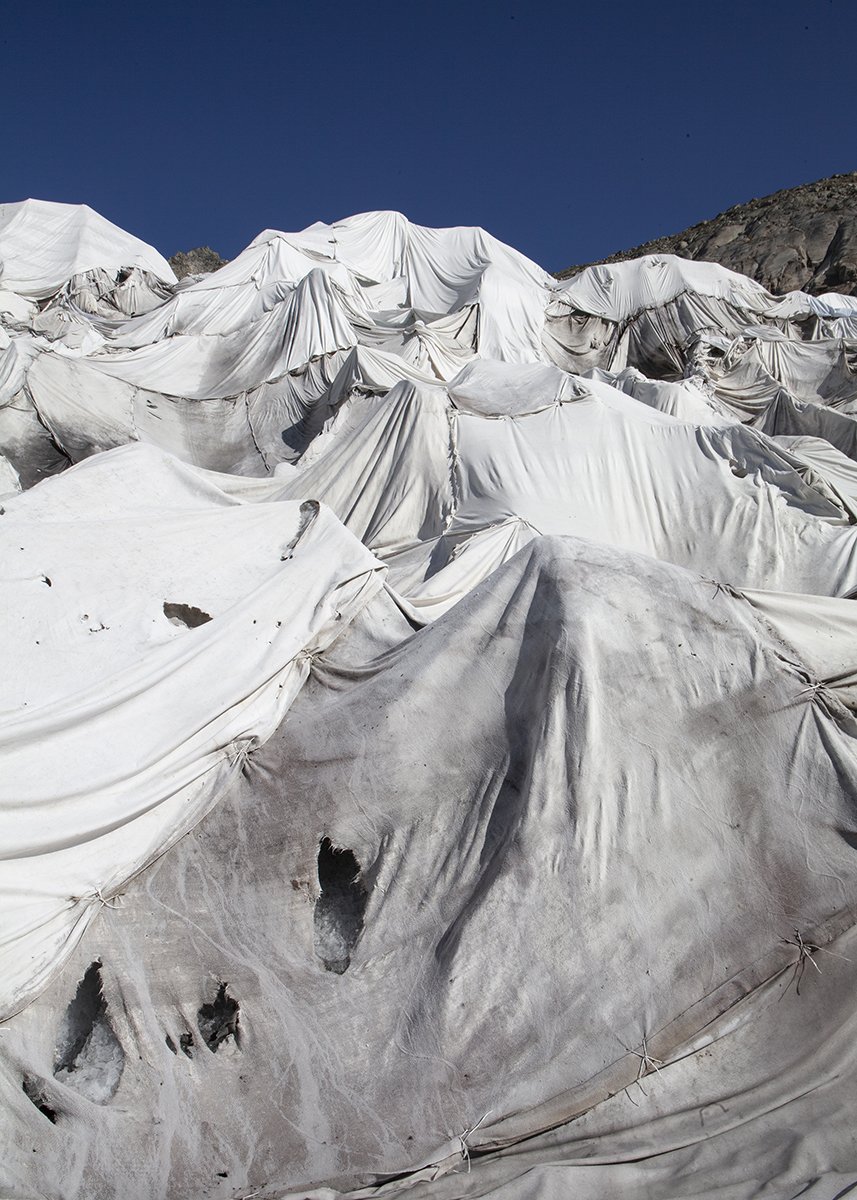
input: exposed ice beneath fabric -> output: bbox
[314,838,368,974]
[52,963,124,1104]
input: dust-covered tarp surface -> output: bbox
[2,201,857,1200]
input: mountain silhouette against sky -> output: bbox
[557,173,857,295]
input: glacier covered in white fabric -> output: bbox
[1,203,857,1200]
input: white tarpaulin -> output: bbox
[0,200,176,298]
[0,445,385,1019]
[1,202,857,1200]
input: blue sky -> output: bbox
[3,0,855,271]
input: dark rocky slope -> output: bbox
[168,245,226,278]
[557,173,857,295]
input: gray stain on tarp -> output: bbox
[280,500,320,560]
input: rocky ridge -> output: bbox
[168,245,227,278]
[557,172,857,295]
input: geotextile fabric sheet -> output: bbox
[0,200,176,298]
[0,446,385,1019]
[1,202,857,1200]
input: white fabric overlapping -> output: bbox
[0,445,384,1018]
[0,200,175,297]
[2,201,857,1200]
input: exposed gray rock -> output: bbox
[557,173,857,295]
[168,245,227,279]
